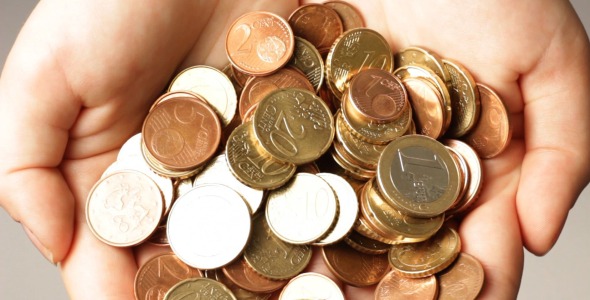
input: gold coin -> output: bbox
[244,213,312,280]
[278,272,345,300]
[252,88,334,165]
[388,225,461,278]
[321,241,390,287]
[443,139,483,217]
[168,65,237,127]
[335,110,385,170]
[343,230,391,255]
[377,135,461,218]
[288,37,325,93]
[225,122,296,190]
[326,28,393,99]
[443,58,480,137]
[266,173,339,244]
[446,145,469,209]
[394,46,451,87]
[331,140,376,180]
[164,278,236,300]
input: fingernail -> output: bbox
[23,225,55,265]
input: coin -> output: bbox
[134,253,202,300]
[401,76,446,139]
[462,83,512,158]
[86,171,163,247]
[377,135,461,218]
[147,225,169,246]
[215,270,273,300]
[437,252,484,300]
[278,272,344,300]
[375,271,438,300]
[225,122,296,190]
[321,241,390,287]
[288,4,343,54]
[323,1,365,31]
[443,58,480,137]
[266,173,338,244]
[331,140,376,180]
[443,139,483,216]
[167,183,251,270]
[164,278,236,300]
[168,65,237,127]
[226,11,294,76]
[253,88,334,165]
[117,133,143,162]
[288,37,324,93]
[334,111,385,170]
[221,257,288,294]
[388,226,461,278]
[394,46,451,86]
[343,230,391,255]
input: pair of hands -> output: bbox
[1,0,589,299]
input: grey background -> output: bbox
[1,0,589,299]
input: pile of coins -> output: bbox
[85,1,511,299]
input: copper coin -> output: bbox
[288,4,343,54]
[323,1,365,31]
[215,270,272,300]
[239,67,314,119]
[221,257,288,293]
[134,253,202,300]
[149,90,205,111]
[142,97,221,171]
[375,271,438,300]
[443,139,483,216]
[321,241,390,287]
[437,253,485,300]
[462,83,512,158]
[402,76,446,139]
[231,64,253,88]
[226,11,294,76]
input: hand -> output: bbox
[1,1,588,299]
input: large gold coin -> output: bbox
[394,46,450,87]
[252,88,334,165]
[334,111,385,170]
[288,37,324,93]
[443,58,481,137]
[377,135,461,218]
[164,278,236,300]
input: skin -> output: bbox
[0,0,589,299]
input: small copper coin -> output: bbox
[321,241,390,287]
[215,270,272,300]
[142,97,221,171]
[288,4,343,53]
[443,139,483,216]
[402,76,446,139]
[323,1,365,31]
[221,257,288,294]
[164,278,236,300]
[462,83,512,158]
[226,11,294,76]
[375,271,438,300]
[134,253,202,300]
[279,272,344,300]
[437,253,485,300]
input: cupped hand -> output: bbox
[1,0,588,299]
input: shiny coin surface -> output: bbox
[323,1,365,31]
[225,122,296,190]
[321,241,390,287]
[401,76,446,139]
[334,111,385,170]
[87,171,163,247]
[226,11,294,76]
[168,65,237,127]
[222,257,288,294]
[395,46,450,86]
[344,230,391,255]
[167,184,251,270]
[444,139,483,216]
[463,83,512,158]
[443,58,480,137]
[377,135,461,218]
[279,272,344,300]
[388,226,461,278]
[375,271,438,300]
[437,252,485,300]
[215,270,273,300]
[253,88,334,165]
[134,253,202,300]
[117,133,143,162]
[288,4,343,53]
[266,173,338,244]
[164,278,236,300]
[288,37,324,93]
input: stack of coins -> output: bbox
[84,1,512,299]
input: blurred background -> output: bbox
[1,0,589,299]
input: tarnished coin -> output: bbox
[226,11,294,76]
[222,257,288,294]
[321,241,390,287]
[377,135,461,218]
[375,271,438,300]
[253,88,334,165]
[334,111,385,170]
[443,139,483,216]
[401,76,446,139]
[164,278,236,300]
[437,252,485,300]
[462,83,512,158]
[288,37,324,93]
[323,1,365,31]
[443,58,480,137]
[168,65,237,126]
[326,28,393,98]
[394,46,451,86]
[87,171,163,247]
[343,230,391,255]
[243,213,312,280]
[288,4,343,53]
[388,226,461,278]
[225,122,296,190]
[266,173,338,244]
[134,253,202,300]
[279,272,344,300]
[167,184,251,270]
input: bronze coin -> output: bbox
[231,64,253,88]
[462,83,512,158]
[437,253,485,300]
[134,253,202,300]
[402,76,446,139]
[150,90,205,111]
[288,4,343,53]
[343,230,391,255]
[226,11,294,76]
[221,257,288,294]
[443,139,483,216]
[142,97,221,171]
[375,271,438,300]
[321,241,390,287]
[323,1,365,31]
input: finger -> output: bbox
[517,4,590,255]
